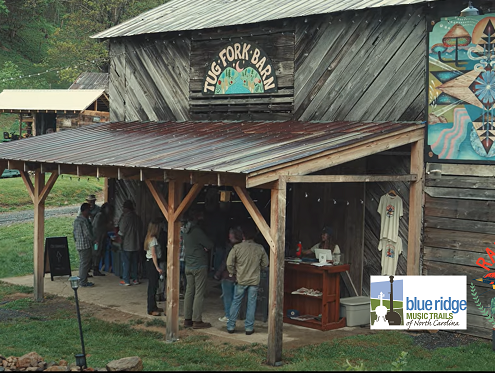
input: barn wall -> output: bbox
[188,21,294,120]
[363,152,412,296]
[293,5,427,122]
[109,35,191,122]
[423,163,495,339]
[290,159,366,294]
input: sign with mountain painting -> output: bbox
[428,14,495,163]
[202,42,278,95]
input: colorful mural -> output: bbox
[202,42,278,95]
[428,14,495,162]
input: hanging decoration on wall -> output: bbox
[427,13,495,163]
[202,42,278,95]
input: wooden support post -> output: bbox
[407,139,424,275]
[33,169,45,301]
[267,176,286,366]
[20,170,58,301]
[103,178,109,202]
[166,180,183,342]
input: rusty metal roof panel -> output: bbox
[69,73,109,93]
[0,121,423,174]
[92,0,442,39]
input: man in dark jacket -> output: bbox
[118,200,143,286]
[183,209,214,329]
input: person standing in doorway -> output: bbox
[215,226,243,323]
[118,200,143,286]
[73,203,95,287]
[226,223,269,335]
[155,217,167,302]
[183,209,214,329]
[92,203,114,276]
[144,220,164,316]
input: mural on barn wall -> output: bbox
[427,13,495,163]
[202,42,278,95]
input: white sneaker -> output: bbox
[218,316,229,322]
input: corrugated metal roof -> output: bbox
[0,120,423,174]
[0,89,106,112]
[69,73,109,93]
[92,0,442,39]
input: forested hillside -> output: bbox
[0,0,164,91]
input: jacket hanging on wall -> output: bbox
[377,191,403,276]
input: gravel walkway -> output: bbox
[408,331,484,350]
[0,205,78,226]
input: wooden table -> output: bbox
[283,262,350,331]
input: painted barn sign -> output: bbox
[428,14,495,163]
[202,42,278,95]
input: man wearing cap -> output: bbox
[302,226,341,258]
[73,203,95,287]
[78,195,101,223]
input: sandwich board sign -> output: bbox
[44,236,71,281]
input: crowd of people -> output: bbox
[72,195,270,334]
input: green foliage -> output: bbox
[391,351,409,371]
[343,359,366,371]
[44,0,164,84]
[0,61,49,90]
[144,318,166,327]
[0,217,79,278]
[0,173,103,212]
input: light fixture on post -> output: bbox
[69,276,87,371]
[460,1,479,17]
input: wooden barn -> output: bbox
[0,89,109,136]
[1,0,495,364]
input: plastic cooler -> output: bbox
[339,296,370,327]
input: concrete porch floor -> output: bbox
[1,271,373,349]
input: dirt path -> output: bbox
[0,205,78,226]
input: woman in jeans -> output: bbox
[144,221,164,316]
[215,227,243,322]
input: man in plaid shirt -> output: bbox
[73,203,95,287]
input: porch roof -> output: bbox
[0,120,424,187]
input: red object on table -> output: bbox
[296,242,302,257]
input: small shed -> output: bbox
[0,89,109,136]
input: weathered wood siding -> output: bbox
[189,22,294,120]
[294,5,426,121]
[423,163,495,339]
[109,35,191,121]
[290,159,366,294]
[363,153,411,296]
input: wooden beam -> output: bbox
[267,177,286,366]
[166,180,183,342]
[33,169,45,301]
[233,186,275,249]
[173,184,201,222]
[246,129,424,188]
[103,178,109,202]
[427,162,495,177]
[407,139,424,275]
[20,171,35,202]
[39,172,58,204]
[285,175,418,183]
[145,180,169,221]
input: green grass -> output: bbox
[0,173,103,212]
[0,284,494,371]
[0,217,79,278]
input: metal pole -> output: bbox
[73,288,86,364]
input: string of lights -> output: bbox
[0,40,168,84]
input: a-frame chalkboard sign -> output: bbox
[44,236,71,281]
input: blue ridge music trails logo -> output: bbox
[370,276,467,330]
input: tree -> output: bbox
[44,0,164,84]
[0,61,49,91]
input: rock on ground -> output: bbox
[43,366,68,372]
[106,357,142,372]
[17,353,43,369]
